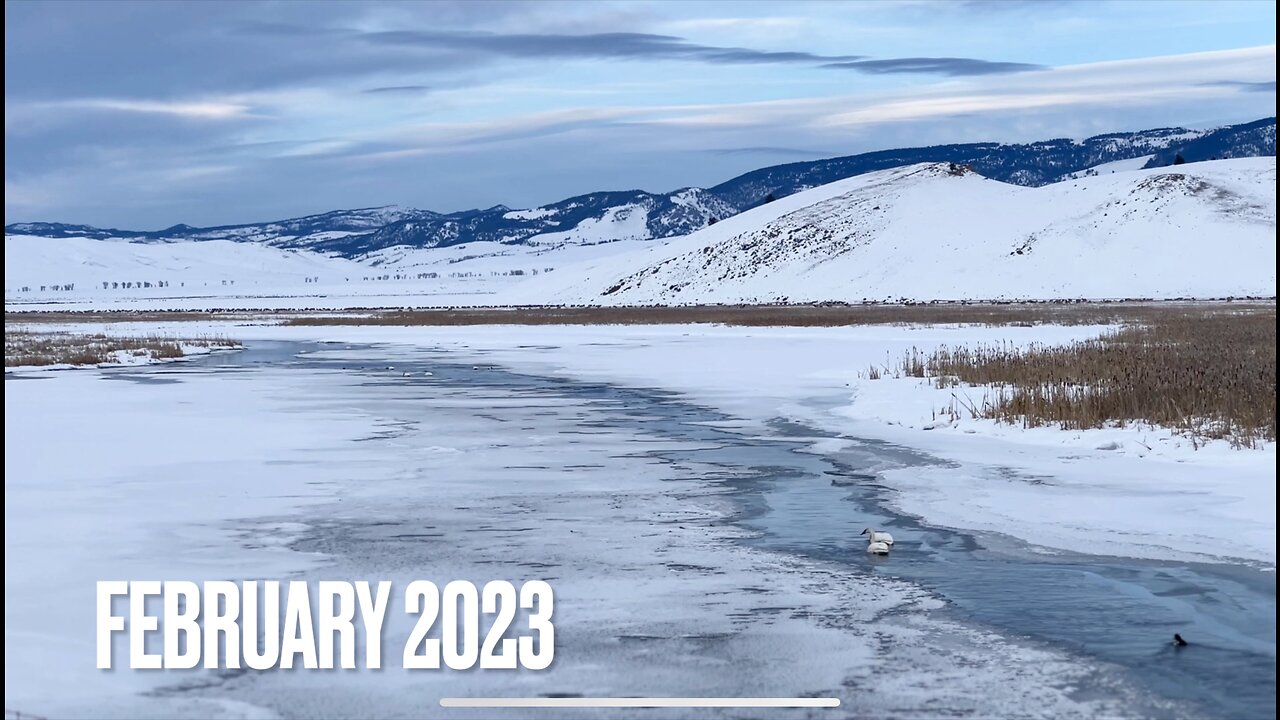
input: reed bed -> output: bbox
[900,308,1276,447]
[7,300,1274,329]
[5,330,237,368]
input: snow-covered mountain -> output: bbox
[7,118,1274,259]
[509,157,1276,305]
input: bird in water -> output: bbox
[861,527,895,546]
[1173,633,1188,648]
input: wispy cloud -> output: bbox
[348,28,1046,76]
[956,0,1073,11]
[361,85,433,94]
[43,98,253,120]
[358,29,866,66]
[662,16,810,33]
[162,164,239,182]
[1202,79,1277,92]
[825,57,1043,76]
[704,146,836,158]
[297,45,1274,168]
[347,107,647,161]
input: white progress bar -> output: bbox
[440,697,840,708]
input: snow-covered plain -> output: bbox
[3,234,668,311]
[3,234,532,310]
[4,236,368,293]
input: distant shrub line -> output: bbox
[269,300,1274,328]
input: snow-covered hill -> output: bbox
[509,158,1277,305]
[7,157,1274,310]
[1064,155,1155,179]
[8,118,1274,259]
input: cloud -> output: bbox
[4,179,59,213]
[825,57,1043,76]
[705,146,836,158]
[4,0,1275,228]
[361,85,433,94]
[44,98,254,119]
[286,45,1277,168]
[662,17,810,34]
[806,46,1276,126]
[353,28,1048,75]
[343,107,647,161]
[1203,79,1276,93]
[358,29,865,65]
[956,0,1072,11]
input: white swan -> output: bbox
[861,528,894,546]
[866,540,891,555]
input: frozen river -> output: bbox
[5,340,1275,719]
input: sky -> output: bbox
[4,0,1276,228]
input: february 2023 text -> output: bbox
[97,580,554,670]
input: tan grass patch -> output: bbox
[5,330,239,368]
[895,307,1276,447]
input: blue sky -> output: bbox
[4,0,1275,228]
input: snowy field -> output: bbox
[5,320,1275,718]
[2,233,652,312]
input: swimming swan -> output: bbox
[861,528,894,546]
[866,540,891,555]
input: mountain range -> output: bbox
[7,118,1274,260]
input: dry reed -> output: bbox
[5,330,237,368]
[903,307,1276,447]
